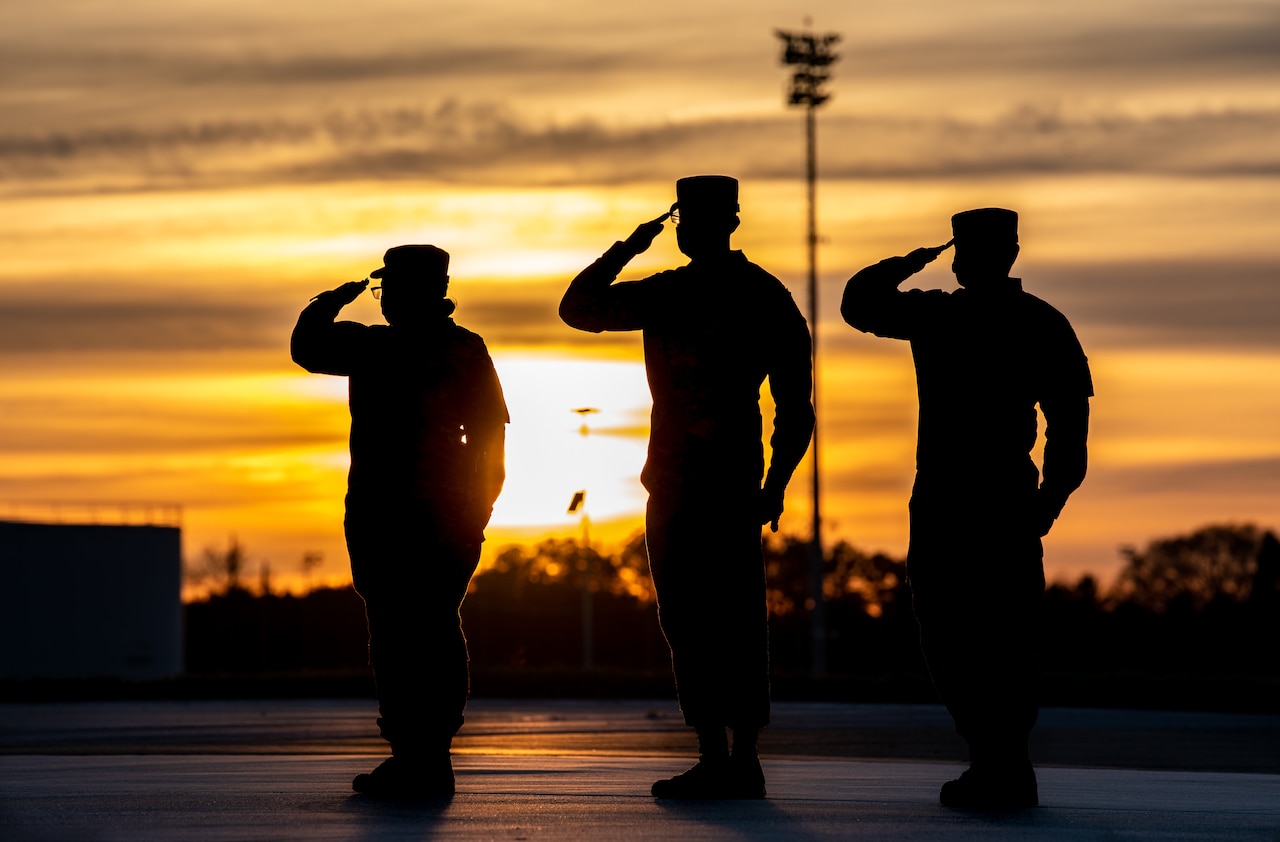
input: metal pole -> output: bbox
[776,25,839,680]
[805,103,826,678]
[581,514,593,670]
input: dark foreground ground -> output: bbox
[2,699,1278,841]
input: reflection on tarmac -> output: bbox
[3,701,1280,841]
[3,699,1279,773]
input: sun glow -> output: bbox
[489,353,651,531]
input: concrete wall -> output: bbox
[0,521,182,679]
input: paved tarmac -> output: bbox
[2,699,1279,840]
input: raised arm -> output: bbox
[840,243,951,339]
[559,215,668,333]
[290,280,370,375]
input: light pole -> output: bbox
[775,23,840,678]
[570,407,599,670]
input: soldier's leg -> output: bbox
[909,512,1043,808]
[346,506,480,797]
[646,493,721,734]
[364,545,478,756]
[962,537,1044,767]
[713,495,770,799]
[647,491,769,732]
[646,491,768,799]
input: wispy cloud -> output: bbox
[1104,456,1280,496]
[5,102,1280,195]
[850,9,1280,80]
[0,43,631,89]
[2,255,1276,356]
[1029,261,1280,350]
[0,294,286,353]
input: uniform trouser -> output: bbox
[907,492,1045,766]
[645,488,770,732]
[345,497,481,757]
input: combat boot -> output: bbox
[651,755,766,800]
[651,757,735,799]
[352,754,455,800]
[939,763,1038,810]
[731,752,767,799]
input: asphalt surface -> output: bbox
[2,699,1279,840]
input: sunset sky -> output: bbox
[3,0,1278,596]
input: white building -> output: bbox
[0,509,182,680]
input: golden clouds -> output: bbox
[1,0,1278,591]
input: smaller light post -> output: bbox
[570,407,600,670]
[567,489,592,670]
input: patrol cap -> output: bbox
[370,245,450,296]
[951,208,1018,245]
[673,175,740,222]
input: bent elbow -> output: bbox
[840,283,867,329]
[289,335,313,371]
[840,285,878,332]
[558,298,603,333]
[839,296,859,329]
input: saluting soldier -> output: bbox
[841,208,1092,809]
[560,175,815,799]
[291,245,509,799]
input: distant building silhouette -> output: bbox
[0,512,182,680]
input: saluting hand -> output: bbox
[904,240,954,273]
[313,278,370,306]
[621,213,670,256]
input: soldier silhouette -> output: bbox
[291,245,509,799]
[560,175,815,799]
[841,209,1092,809]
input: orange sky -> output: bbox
[2,0,1279,597]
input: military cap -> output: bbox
[674,175,740,221]
[370,245,450,296]
[951,208,1018,244]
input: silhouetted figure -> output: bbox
[560,175,815,799]
[291,245,508,799]
[841,209,1092,810]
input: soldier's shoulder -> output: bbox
[446,321,492,350]
[1016,291,1087,355]
[1017,290,1076,327]
[737,257,796,298]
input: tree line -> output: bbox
[185,522,1280,706]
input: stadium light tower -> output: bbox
[775,22,840,678]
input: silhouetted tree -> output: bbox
[463,536,666,671]
[185,535,250,595]
[1111,523,1271,612]
[826,541,911,619]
